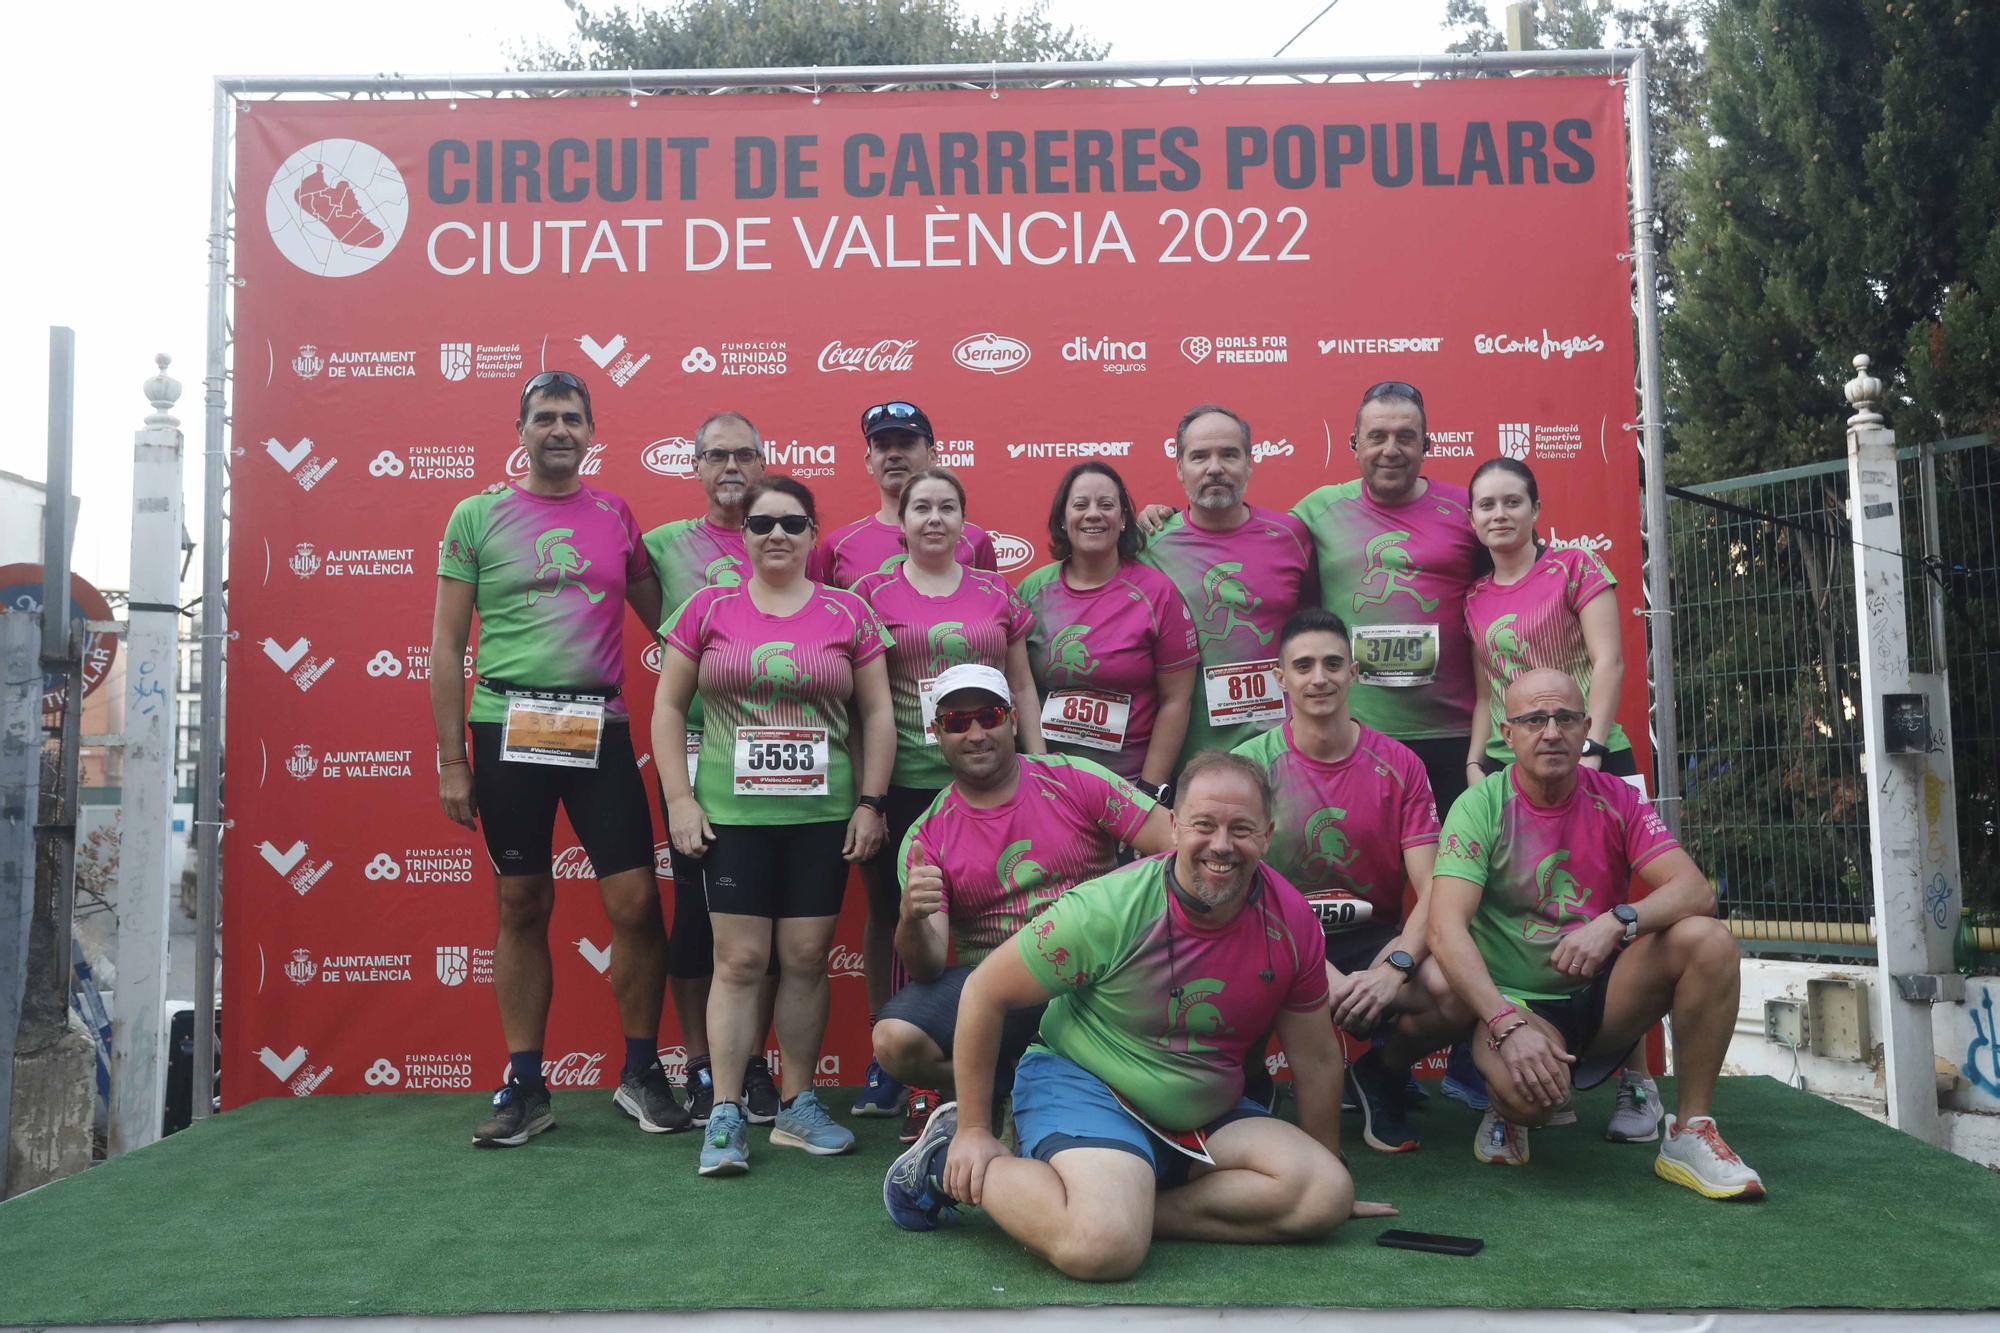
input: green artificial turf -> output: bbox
[1,1075,1996,1324]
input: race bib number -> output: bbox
[1352,624,1440,688]
[1040,688,1132,753]
[733,727,830,797]
[500,695,604,768]
[918,675,941,746]
[685,731,702,787]
[1203,660,1285,728]
[1305,892,1376,933]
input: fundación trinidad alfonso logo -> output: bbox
[266,139,409,279]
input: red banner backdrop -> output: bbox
[224,78,1642,1106]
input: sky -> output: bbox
[8,0,1506,592]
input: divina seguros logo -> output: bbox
[266,140,409,279]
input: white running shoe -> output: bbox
[1605,1070,1665,1143]
[1655,1114,1766,1200]
[1473,1108,1529,1165]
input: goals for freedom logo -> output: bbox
[266,140,410,278]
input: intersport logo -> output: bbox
[818,338,916,373]
[952,333,1030,376]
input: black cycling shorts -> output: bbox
[697,821,850,919]
[656,785,777,980]
[1324,923,1400,975]
[468,721,655,879]
[877,963,1046,1066]
[1524,951,1639,1091]
[864,785,944,880]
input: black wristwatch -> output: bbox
[1612,903,1640,946]
[856,794,887,815]
[1581,738,1610,759]
[1383,950,1416,978]
[1133,778,1164,801]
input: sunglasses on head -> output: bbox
[1361,380,1425,410]
[862,401,923,433]
[935,704,1011,734]
[519,370,591,417]
[744,513,812,536]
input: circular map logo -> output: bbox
[266,139,409,278]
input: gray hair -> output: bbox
[1176,750,1273,821]
[695,410,762,450]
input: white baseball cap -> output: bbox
[929,663,1011,707]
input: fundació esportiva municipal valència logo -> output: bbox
[266,139,409,278]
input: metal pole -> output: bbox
[0,614,43,1200]
[42,329,74,661]
[192,80,231,1121]
[1625,50,1683,833]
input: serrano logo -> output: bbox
[818,338,916,373]
[266,139,409,279]
[952,333,1030,375]
[989,533,1034,573]
[642,436,698,480]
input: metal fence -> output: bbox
[1668,435,1997,959]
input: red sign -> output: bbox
[223,79,1643,1105]
[0,564,119,712]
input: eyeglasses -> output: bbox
[862,401,924,434]
[519,370,591,417]
[699,447,761,467]
[935,705,1012,734]
[1361,380,1425,409]
[744,513,813,536]
[1506,709,1589,732]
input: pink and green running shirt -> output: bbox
[1018,561,1201,781]
[1230,721,1439,932]
[1135,507,1318,765]
[898,753,1157,966]
[1290,480,1481,742]
[644,516,749,734]
[811,515,998,589]
[851,564,1033,790]
[1464,546,1630,761]
[1435,765,1679,1001]
[662,582,891,825]
[1018,855,1329,1130]
[437,482,652,724]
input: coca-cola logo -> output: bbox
[507,442,606,477]
[952,332,1030,376]
[827,943,866,979]
[642,436,697,480]
[494,1051,608,1088]
[818,338,917,374]
[550,846,597,881]
[989,532,1034,573]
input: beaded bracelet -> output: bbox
[1487,1019,1529,1052]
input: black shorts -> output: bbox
[864,785,944,884]
[1479,747,1638,778]
[1324,923,1400,975]
[1524,951,1638,1091]
[697,821,850,919]
[468,721,655,878]
[877,964,1046,1067]
[1403,735,1473,815]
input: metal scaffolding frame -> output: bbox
[197,49,1671,1117]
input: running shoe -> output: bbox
[1404,1072,1431,1104]
[901,1086,942,1145]
[698,1101,750,1176]
[1473,1108,1529,1165]
[614,1060,692,1134]
[1655,1115,1765,1200]
[472,1078,553,1148]
[1441,1040,1491,1111]
[1605,1069,1665,1143]
[744,1056,781,1125]
[850,1059,904,1117]
[883,1099,961,1231]
[1348,1049,1421,1153]
[685,1061,715,1126]
[771,1089,856,1156]
[1546,1092,1578,1127]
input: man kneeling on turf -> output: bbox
[874,663,1173,1143]
[1414,669,1764,1199]
[884,751,1393,1279]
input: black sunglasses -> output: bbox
[744,513,813,536]
[935,704,1012,734]
[519,370,591,417]
[861,401,923,433]
[1361,380,1425,409]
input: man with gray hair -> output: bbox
[883,750,1392,1279]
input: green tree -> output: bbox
[523,0,1106,75]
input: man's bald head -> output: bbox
[1504,669,1584,717]
[1500,668,1589,786]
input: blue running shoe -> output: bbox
[771,1089,856,1156]
[1404,1073,1431,1104]
[884,1099,960,1231]
[850,1058,904,1117]
[1441,1041,1490,1112]
[699,1101,749,1177]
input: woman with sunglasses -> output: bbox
[654,477,896,1177]
[1018,461,1199,796]
[849,467,1042,1129]
[1462,457,1632,780]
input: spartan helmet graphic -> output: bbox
[528,527,605,605]
[704,554,744,588]
[1050,624,1099,677]
[926,621,973,674]
[1353,530,1438,613]
[1524,850,1592,942]
[1301,806,1358,882]
[1486,613,1526,677]
[1200,562,1273,646]
[746,641,810,713]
